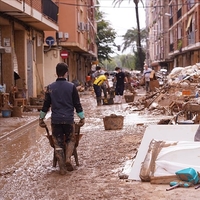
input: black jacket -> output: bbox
[41,78,83,124]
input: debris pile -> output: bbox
[128,63,200,123]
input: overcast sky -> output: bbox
[98,0,146,55]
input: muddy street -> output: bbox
[0,92,199,200]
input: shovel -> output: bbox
[166,181,192,191]
[45,126,54,148]
[166,183,180,191]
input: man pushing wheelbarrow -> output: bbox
[44,121,83,169]
[39,63,85,175]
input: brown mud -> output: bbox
[0,91,199,200]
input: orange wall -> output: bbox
[58,1,77,42]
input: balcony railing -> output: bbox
[42,0,58,23]
[188,31,195,45]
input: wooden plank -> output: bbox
[24,105,42,109]
[150,175,179,184]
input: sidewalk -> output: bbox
[0,89,143,140]
[0,91,93,140]
[0,111,39,140]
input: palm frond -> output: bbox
[112,0,132,7]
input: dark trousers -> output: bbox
[93,84,102,97]
[115,84,124,96]
[51,123,75,149]
[145,81,150,92]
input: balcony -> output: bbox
[42,0,58,23]
[0,0,58,31]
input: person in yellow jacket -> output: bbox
[93,72,109,106]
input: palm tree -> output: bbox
[122,28,148,52]
[113,0,144,72]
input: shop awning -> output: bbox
[186,15,193,31]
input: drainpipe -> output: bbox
[23,0,25,12]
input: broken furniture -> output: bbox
[14,98,27,107]
[14,88,27,107]
[24,97,44,111]
[9,86,27,108]
[0,93,12,117]
[0,92,10,109]
[128,124,200,181]
[175,103,200,124]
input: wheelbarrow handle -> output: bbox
[195,184,200,189]
[166,184,179,191]
[44,126,54,148]
[45,126,50,136]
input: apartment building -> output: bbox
[0,0,58,99]
[146,0,200,71]
[44,0,97,87]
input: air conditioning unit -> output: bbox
[85,23,90,32]
[79,22,85,31]
[64,32,69,39]
[56,31,63,39]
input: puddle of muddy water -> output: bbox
[0,123,50,172]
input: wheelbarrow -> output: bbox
[45,123,83,167]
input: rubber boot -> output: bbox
[114,95,119,103]
[118,95,123,104]
[55,148,67,175]
[65,142,75,171]
[97,97,102,106]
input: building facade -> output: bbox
[44,0,97,87]
[0,0,58,99]
[146,0,200,71]
[0,0,97,107]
